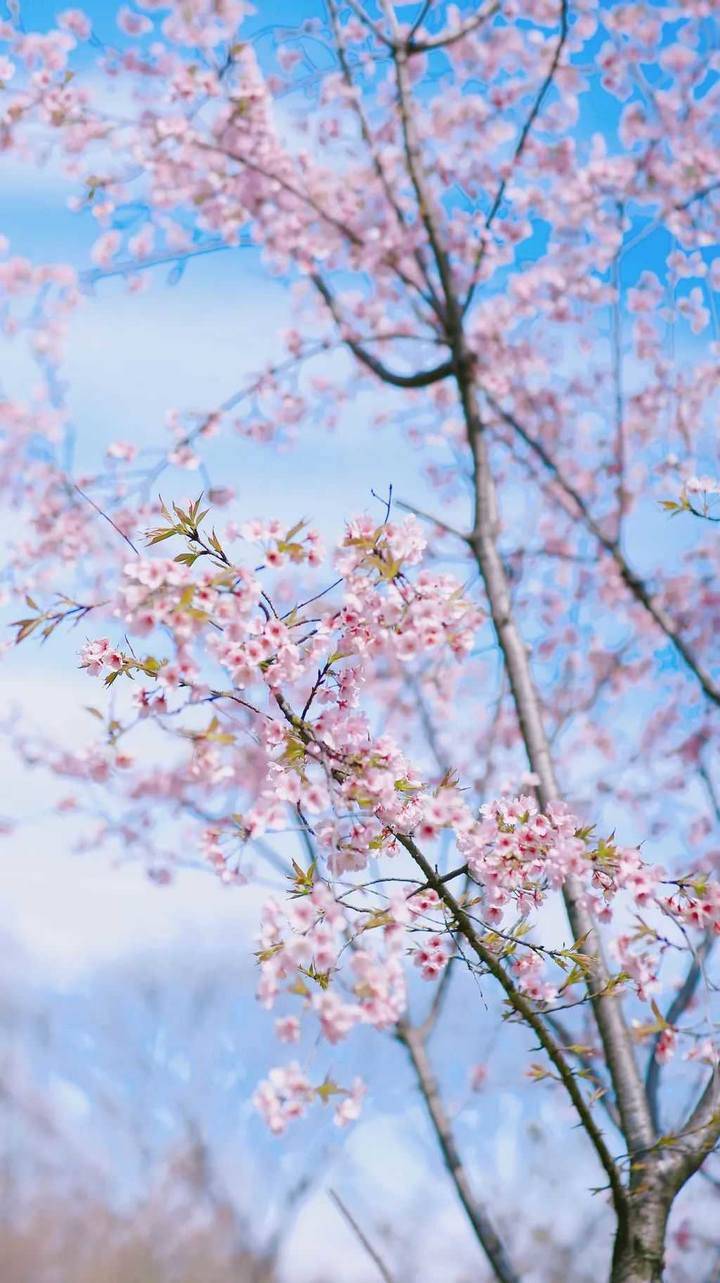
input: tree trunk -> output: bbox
[610,1196,669,1283]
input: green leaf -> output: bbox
[14,619,40,644]
[315,1076,345,1103]
[147,527,180,545]
[284,518,307,542]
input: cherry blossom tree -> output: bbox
[1,2,720,1281]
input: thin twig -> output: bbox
[543,1011,623,1132]
[463,0,569,313]
[73,483,140,556]
[610,244,627,542]
[395,496,467,541]
[396,1019,522,1283]
[407,1,499,53]
[645,932,715,1132]
[486,392,720,708]
[312,275,452,387]
[329,1189,395,1283]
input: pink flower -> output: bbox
[117,6,153,35]
[168,444,200,469]
[80,638,111,676]
[334,1077,366,1127]
[127,224,155,259]
[57,9,92,40]
[275,1015,301,1044]
[253,1062,314,1136]
[107,440,138,462]
[655,1028,677,1065]
[90,231,121,268]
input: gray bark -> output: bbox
[609,1189,669,1283]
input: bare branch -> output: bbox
[79,238,242,287]
[381,0,462,325]
[700,759,720,826]
[464,0,569,311]
[486,391,720,708]
[645,932,715,1132]
[312,274,453,386]
[394,496,468,541]
[396,1020,522,1283]
[407,0,434,42]
[543,1011,623,1133]
[72,483,140,556]
[407,2,499,53]
[669,1070,720,1189]
[610,246,627,541]
[343,0,396,49]
[329,1189,396,1283]
[327,0,441,311]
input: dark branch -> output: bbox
[313,275,453,387]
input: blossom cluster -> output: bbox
[252,878,450,1131]
[252,1061,366,1135]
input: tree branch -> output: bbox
[343,0,396,49]
[457,376,656,1165]
[329,1189,396,1283]
[327,0,442,313]
[396,1019,522,1283]
[668,1070,720,1190]
[486,392,720,708]
[394,496,468,541]
[610,245,627,541]
[407,2,499,53]
[365,0,655,1175]
[543,1011,623,1133]
[381,0,461,325]
[394,831,628,1215]
[195,137,435,306]
[312,274,453,386]
[464,0,569,312]
[645,932,715,1133]
[407,0,433,42]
